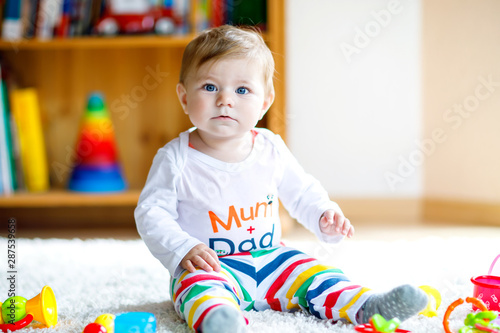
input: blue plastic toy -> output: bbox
[83,312,156,333]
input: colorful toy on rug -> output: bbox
[418,285,442,317]
[0,286,57,332]
[83,312,156,333]
[471,254,500,311]
[354,314,410,333]
[461,312,500,333]
[68,92,127,193]
[442,296,500,333]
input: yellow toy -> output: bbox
[418,285,442,317]
[0,286,57,332]
[95,313,116,333]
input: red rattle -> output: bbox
[0,314,33,332]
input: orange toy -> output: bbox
[442,297,488,333]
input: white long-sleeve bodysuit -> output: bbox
[135,128,343,277]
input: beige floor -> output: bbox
[15,220,500,241]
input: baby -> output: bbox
[135,25,427,332]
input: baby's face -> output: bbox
[178,57,273,141]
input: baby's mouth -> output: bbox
[213,115,235,121]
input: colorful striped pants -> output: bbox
[170,246,373,331]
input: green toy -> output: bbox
[1,296,27,323]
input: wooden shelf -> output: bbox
[0,35,197,50]
[0,190,141,207]
[0,31,272,51]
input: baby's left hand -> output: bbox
[319,209,355,238]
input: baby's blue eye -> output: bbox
[204,84,216,92]
[236,87,249,94]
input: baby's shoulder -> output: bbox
[255,127,289,153]
[255,127,283,145]
[155,131,190,168]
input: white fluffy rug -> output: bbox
[1,229,500,333]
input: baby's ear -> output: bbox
[176,83,188,113]
[260,90,275,119]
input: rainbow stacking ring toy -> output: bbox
[68,92,127,193]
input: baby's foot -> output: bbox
[201,305,246,333]
[360,284,427,324]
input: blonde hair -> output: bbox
[179,25,275,94]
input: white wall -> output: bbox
[286,0,422,198]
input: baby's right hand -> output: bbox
[181,243,221,273]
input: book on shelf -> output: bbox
[20,0,39,39]
[2,0,23,40]
[0,0,268,41]
[211,0,224,27]
[36,0,61,39]
[0,67,13,195]
[54,0,70,37]
[0,114,8,195]
[194,0,267,31]
[230,0,266,29]
[0,64,19,196]
[10,87,49,192]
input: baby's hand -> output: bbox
[181,243,221,273]
[319,209,355,238]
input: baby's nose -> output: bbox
[216,91,234,107]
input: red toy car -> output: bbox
[95,0,179,35]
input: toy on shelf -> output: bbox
[418,285,442,317]
[83,312,156,333]
[0,286,57,332]
[354,314,410,333]
[442,296,500,333]
[95,0,179,35]
[471,254,500,311]
[68,92,127,193]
